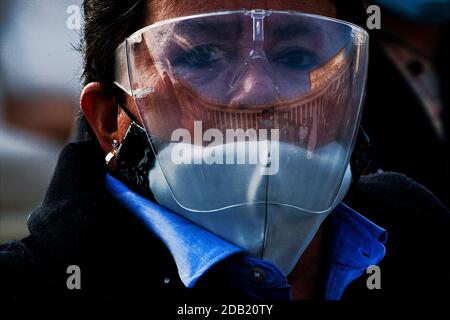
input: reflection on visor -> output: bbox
[114,9,369,212]
[139,12,350,102]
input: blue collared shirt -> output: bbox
[106,174,387,300]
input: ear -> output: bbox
[80,82,119,154]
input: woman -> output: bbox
[1,0,449,303]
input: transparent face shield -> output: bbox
[114,9,369,213]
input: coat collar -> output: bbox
[27,141,113,261]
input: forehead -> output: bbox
[146,0,337,24]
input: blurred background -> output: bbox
[0,0,82,243]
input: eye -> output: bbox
[173,45,228,69]
[271,48,317,70]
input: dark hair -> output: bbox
[75,0,147,141]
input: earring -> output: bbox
[105,139,119,165]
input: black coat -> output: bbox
[337,1,450,208]
[361,28,450,208]
[1,141,449,303]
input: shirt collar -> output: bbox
[328,202,387,268]
[106,174,242,288]
[106,173,387,297]
[324,202,387,299]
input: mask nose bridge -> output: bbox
[229,9,275,90]
[249,9,267,59]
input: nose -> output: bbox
[229,59,279,106]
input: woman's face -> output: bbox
[136,0,341,144]
[81,0,338,155]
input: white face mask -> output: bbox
[149,140,352,275]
